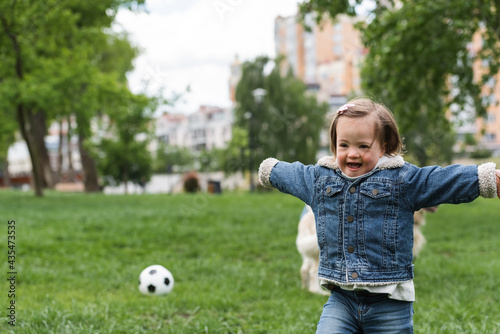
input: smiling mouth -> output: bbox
[347,163,362,170]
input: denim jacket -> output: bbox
[259,155,497,286]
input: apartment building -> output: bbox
[228,14,364,110]
[155,105,234,152]
[272,13,364,157]
[274,14,364,106]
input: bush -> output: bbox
[470,148,492,159]
[183,171,200,193]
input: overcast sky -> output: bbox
[113,0,301,114]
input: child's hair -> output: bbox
[329,97,404,156]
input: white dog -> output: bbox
[296,206,437,295]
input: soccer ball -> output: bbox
[138,265,174,296]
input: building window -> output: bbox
[481,94,497,106]
[487,77,496,88]
[481,57,491,68]
[487,113,496,123]
[159,135,169,144]
[485,133,496,142]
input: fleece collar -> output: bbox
[317,155,405,171]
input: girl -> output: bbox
[258,97,500,333]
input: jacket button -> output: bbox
[347,246,355,253]
[372,189,379,195]
[347,215,354,223]
[326,187,332,194]
[351,272,358,279]
[349,187,356,193]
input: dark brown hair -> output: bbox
[329,97,404,156]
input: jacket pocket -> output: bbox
[322,183,343,197]
[359,182,391,199]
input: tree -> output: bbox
[220,126,249,174]
[154,144,195,173]
[298,0,500,165]
[235,56,329,168]
[74,32,143,192]
[96,91,155,194]
[0,0,145,196]
[0,0,64,195]
[0,112,17,187]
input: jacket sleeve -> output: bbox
[258,158,316,205]
[403,162,497,210]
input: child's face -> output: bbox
[335,115,385,177]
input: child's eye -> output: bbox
[339,143,348,148]
[360,145,369,149]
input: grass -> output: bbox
[0,190,499,333]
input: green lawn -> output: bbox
[1,190,499,333]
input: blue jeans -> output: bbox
[316,287,414,334]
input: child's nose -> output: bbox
[347,148,360,157]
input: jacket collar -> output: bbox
[317,155,405,171]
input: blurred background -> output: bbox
[2,0,500,197]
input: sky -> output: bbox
[113,0,301,114]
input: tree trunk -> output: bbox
[2,160,10,187]
[3,17,42,196]
[124,169,129,194]
[57,118,64,182]
[17,105,43,196]
[78,133,100,192]
[31,110,54,188]
[66,117,75,182]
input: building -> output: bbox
[273,13,364,157]
[229,14,364,109]
[154,105,234,153]
[274,13,365,106]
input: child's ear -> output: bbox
[380,143,386,157]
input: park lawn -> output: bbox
[0,190,499,333]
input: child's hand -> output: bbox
[496,170,500,199]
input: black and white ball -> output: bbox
[138,265,174,296]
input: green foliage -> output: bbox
[1,191,500,333]
[198,149,223,172]
[298,0,500,166]
[0,110,17,165]
[96,31,140,82]
[298,0,365,21]
[470,148,492,159]
[98,138,152,186]
[0,0,147,195]
[360,1,477,165]
[154,144,195,173]
[96,92,155,187]
[235,56,329,165]
[219,126,248,173]
[0,0,145,116]
[464,133,478,146]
